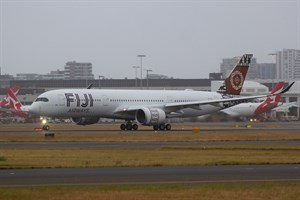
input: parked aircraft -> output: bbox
[28,54,294,130]
[221,82,285,117]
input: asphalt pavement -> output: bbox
[0,165,299,186]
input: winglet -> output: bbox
[274,81,295,95]
[87,82,94,89]
[223,54,253,95]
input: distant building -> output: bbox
[147,74,169,79]
[276,49,300,80]
[220,56,258,79]
[41,70,65,80]
[16,73,41,80]
[257,63,276,79]
[64,61,94,80]
[209,73,222,80]
[0,74,14,89]
[0,74,14,80]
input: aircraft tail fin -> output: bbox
[0,86,20,107]
[5,87,23,111]
[254,82,285,115]
[219,54,253,95]
[264,82,285,103]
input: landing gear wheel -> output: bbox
[126,123,133,130]
[159,124,166,131]
[165,124,171,131]
[42,125,50,131]
[153,125,159,131]
[120,124,126,130]
[132,124,139,130]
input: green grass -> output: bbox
[0,183,299,200]
[0,145,299,169]
[0,156,7,162]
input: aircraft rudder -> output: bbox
[224,54,253,95]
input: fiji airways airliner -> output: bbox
[28,54,294,131]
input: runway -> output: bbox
[0,121,299,134]
[0,165,299,187]
[0,140,299,149]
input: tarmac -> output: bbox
[0,165,299,186]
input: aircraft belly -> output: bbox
[237,106,256,117]
[178,106,221,118]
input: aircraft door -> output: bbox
[102,95,109,106]
[57,94,66,107]
[56,93,66,115]
[167,96,173,103]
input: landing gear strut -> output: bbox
[120,121,139,131]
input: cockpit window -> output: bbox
[35,97,49,102]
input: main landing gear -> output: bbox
[119,121,172,131]
[153,123,171,131]
[120,121,139,131]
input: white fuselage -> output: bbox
[29,89,224,120]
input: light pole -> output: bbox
[145,69,152,89]
[137,55,146,88]
[132,66,140,88]
[268,53,277,89]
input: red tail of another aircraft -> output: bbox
[0,86,20,107]
[254,82,284,115]
[6,87,23,111]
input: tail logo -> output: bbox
[230,70,244,91]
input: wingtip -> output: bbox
[279,81,295,95]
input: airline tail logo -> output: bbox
[230,70,244,91]
[0,86,20,108]
[254,82,284,115]
[225,54,253,95]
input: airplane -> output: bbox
[221,82,285,117]
[28,54,294,131]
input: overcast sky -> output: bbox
[1,0,299,79]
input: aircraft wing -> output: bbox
[166,81,294,109]
[113,82,294,115]
[164,94,269,109]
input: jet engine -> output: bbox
[135,108,166,125]
[72,117,100,125]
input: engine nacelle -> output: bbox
[135,108,166,125]
[72,117,100,125]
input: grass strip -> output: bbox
[0,145,299,169]
[0,131,300,142]
[0,183,299,200]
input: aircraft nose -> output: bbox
[29,103,41,115]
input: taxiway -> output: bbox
[0,165,299,187]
